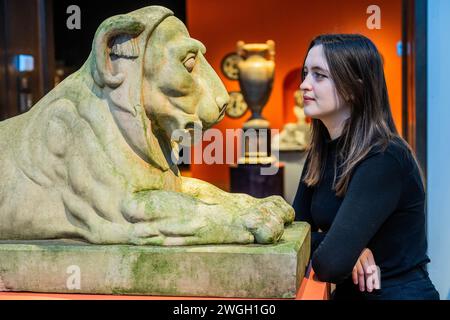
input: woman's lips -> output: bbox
[304,96,315,104]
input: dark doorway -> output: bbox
[53,0,186,73]
[0,0,186,120]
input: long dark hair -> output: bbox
[302,34,420,196]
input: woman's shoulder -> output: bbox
[358,137,425,200]
[364,136,417,173]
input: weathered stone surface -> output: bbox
[0,222,310,298]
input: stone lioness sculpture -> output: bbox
[0,6,294,245]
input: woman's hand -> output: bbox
[352,248,380,292]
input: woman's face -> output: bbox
[300,45,348,121]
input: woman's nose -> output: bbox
[300,78,312,91]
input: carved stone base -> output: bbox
[0,222,310,298]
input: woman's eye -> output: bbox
[183,55,196,72]
[314,72,327,80]
[302,70,308,79]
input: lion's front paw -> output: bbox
[260,195,295,225]
[235,196,294,244]
[237,200,285,244]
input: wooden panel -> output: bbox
[4,0,40,118]
[0,0,54,120]
[0,1,8,120]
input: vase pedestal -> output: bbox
[274,149,308,205]
[229,162,284,199]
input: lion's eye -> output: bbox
[183,55,196,73]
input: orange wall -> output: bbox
[186,0,402,189]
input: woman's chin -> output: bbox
[303,108,316,119]
[304,113,321,121]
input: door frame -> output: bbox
[402,0,427,179]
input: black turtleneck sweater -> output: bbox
[292,136,430,285]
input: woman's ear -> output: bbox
[344,79,363,102]
[341,91,353,103]
[92,15,145,88]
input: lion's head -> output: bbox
[89,6,228,171]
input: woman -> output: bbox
[292,34,439,300]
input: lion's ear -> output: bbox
[92,15,145,88]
